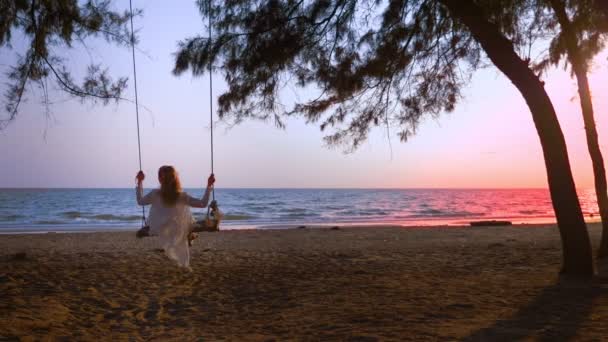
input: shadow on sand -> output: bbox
[464,278,607,341]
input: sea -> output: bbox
[0,188,601,233]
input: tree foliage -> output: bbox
[174,0,488,150]
[596,0,608,21]
[531,0,607,75]
[174,0,608,151]
[0,0,139,129]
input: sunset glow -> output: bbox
[0,1,606,190]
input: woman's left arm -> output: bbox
[186,174,215,208]
[186,186,212,208]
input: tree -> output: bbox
[174,0,594,277]
[533,0,608,258]
[0,0,138,129]
[440,0,594,276]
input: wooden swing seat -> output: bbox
[136,218,219,239]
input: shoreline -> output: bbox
[0,215,600,235]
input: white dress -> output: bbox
[136,185,212,268]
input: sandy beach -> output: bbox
[2,223,608,341]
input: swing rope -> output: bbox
[129,0,146,226]
[129,2,216,228]
[208,3,215,201]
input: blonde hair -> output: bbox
[158,165,182,206]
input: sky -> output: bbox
[0,1,607,189]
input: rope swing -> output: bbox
[204,3,221,231]
[129,0,146,228]
[130,1,221,234]
[208,4,215,202]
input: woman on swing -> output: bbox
[135,166,216,269]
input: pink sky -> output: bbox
[0,0,606,189]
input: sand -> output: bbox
[2,223,608,341]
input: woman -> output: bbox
[136,166,215,269]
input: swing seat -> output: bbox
[136,225,150,238]
[192,218,220,232]
[193,200,222,232]
[189,219,219,246]
[136,218,219,239]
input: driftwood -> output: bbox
[470,220,512,227]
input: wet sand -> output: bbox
[2,223,608,341]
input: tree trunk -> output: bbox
[578,66,608,259]
[549,0,608,259]
[440,0,594,277]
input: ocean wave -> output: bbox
[415,208,444,215]
[406,209,483,218]
[285,208,308,213]
[0,214,25,222]
[90,214,141,221]
[222,214,257,221]
[35,220,68,225]
[339,209,390,216]
[62,211,84,218]
[243,205,270,211]
[60,211,142,222]
[280,212,321,219]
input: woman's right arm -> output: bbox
[135,171,154,206]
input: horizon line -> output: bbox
[0,186,561,190]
